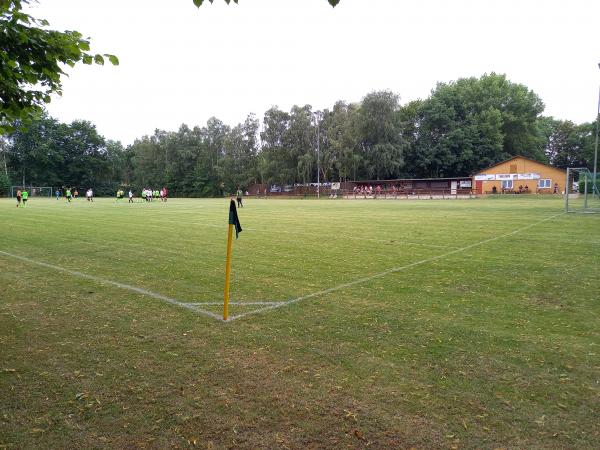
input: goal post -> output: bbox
[10,186,53,198]
[565,168,600,213]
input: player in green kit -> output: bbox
[66,188,72,202]
[236,187,243,207]
[21,189,28,207]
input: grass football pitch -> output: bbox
[1,196,599,449]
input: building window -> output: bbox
[538,179,551,189]
[501,180,513,190]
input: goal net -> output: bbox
[565,168,600,213]
[11,186,53,198]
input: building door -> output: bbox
[475,180,483,194]
[451,181,457,195]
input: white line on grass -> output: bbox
[226,212,566,322]
[186,301,286,306]
[0,250,223,321]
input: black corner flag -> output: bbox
[229,200,242,239]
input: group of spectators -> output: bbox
[493,182,559,194]
[495,184,531,194]
[352,184,413,195]
[353,185,383,195]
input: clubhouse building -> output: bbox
[473,156,567,195]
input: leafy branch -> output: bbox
[0,0,118,133]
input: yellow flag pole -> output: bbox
[223,223,234,321]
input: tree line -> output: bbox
[1,73,596,196]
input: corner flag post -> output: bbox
[223,222,234,321]
[223,200,242,321]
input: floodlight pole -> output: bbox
[317,119,320,199]
[593,63,600,195]
[313,111,321,199]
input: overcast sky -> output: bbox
[29,0,600,145]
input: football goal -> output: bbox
[10,186,53,198]
[565,168,600,213]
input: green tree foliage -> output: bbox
[544,118,596,169]
[6,114,119,194]
[221,114,259,193]
[406,73,546,177]
[358,91,406,180]
[0,135,11,185]
[0,170,9,195]
[260,106,293,185]
[0,0,118,133]
[320,101,361,182]
[5,74,595,197]
[127,115,260,197]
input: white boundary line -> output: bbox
[0,250,223,321]
[225,212,566,321]
[187,301,286,306]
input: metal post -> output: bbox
[317,117,320,199]
[593,83,599,195]
[565,168,570,212]
[584,170,589,209]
